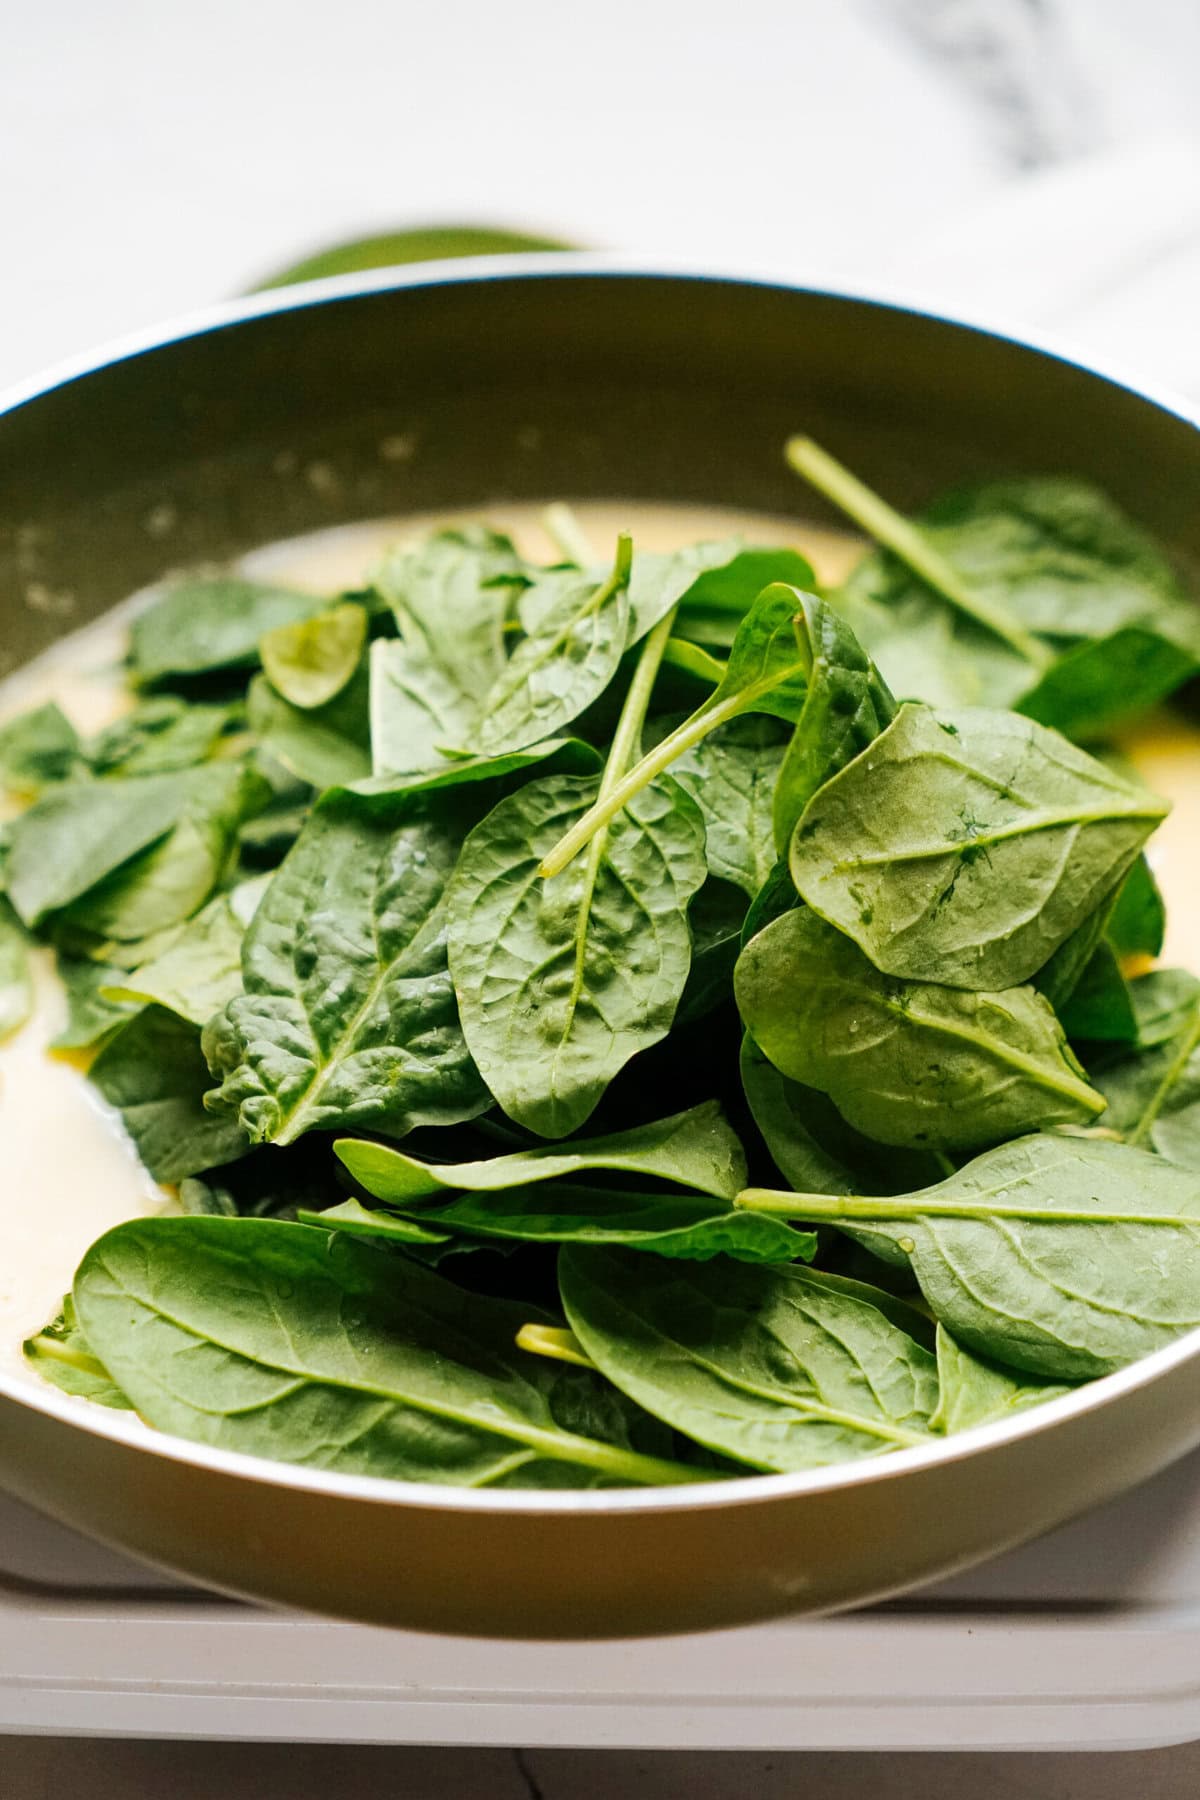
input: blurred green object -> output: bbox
[253,225,575,291]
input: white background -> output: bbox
[2,1,1200,1794]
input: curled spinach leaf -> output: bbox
[311,1185,813,1265]
[336,1100,747,1203]
[91,1005,249,1182]
[260,601,368,710]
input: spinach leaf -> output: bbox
[539,582,824,880]
[369,638,478,778]
[51,955,140,1051]
[0,898,33,1042]
[336,1100,748,1203]
[737,1133,1200,1379]
[624,540,747,645]
[6,763,263,929]
[313,1183,813,1265]
[1017,627,1199,741]
[346,736,602,807]
[930,1326,1074,1434]
[260,601,368,710]
[131,577,325,682]
[1106,854,1165,960]
[735,907,1104,1151]
[1091,994,1200,1166]
[86,699,240,778]
[247,662,372,790]
[790,441,1200,729]
[203,789,487,1146]
[24,1297,132,1410]
[739,1033,942,1197]
[91,1006,249,1181]
[58,762,268,943]
[473,537,632,756]
[771,594,897,856]
[0,701,80,789]
[790,703,1167,990]
[446,771,706,1138]
[672,547,817,648]
[1128,969,1200,1048]
[374,526,524,694]
[74,1217,708,1488]
[103,875,268,1026]
[1057,942,1138,1044]
[670,716,786,896]
[560,1248,938,1470]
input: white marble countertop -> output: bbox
[2,1,1200,1794]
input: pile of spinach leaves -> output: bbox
[10,447,1200,1490]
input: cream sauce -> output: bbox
[0,499,1197,1392]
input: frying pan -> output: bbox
[1,258,1198,1637]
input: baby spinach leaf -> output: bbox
[91,1005,249,1181]
[1017,626,1199,741]
[336,1100,748,1203]
[131,577,325,682]
[0,701,80,789]
[73,1217,707,1488]
[1106,854,1165,961]
[85,699,240,778]
[473,537,632,756]
[50,955,140,1050]
[369,638,478,778]
[311,1184,814,1265]
[670,716,786,896]
[298,1197,453,1246]
[739,855,797,947]
[791,443,1200,729]
[1057,942,1138,1044]
[539,582,823,880]
[771,595,897,855]
[203,789,487,1146]
[6,763,259,929]
[735,907,1104,1151]
[0,898,33,1042]
[446,770,706,1137]
[739,1033,942,1197]
[1092,994,1200,1166]
[247,660,372,789]
[260,601,368,710]
[790,703,1167,990]
[24,1297,132,1410]
[672,547,817,648]
[930,1326,1074,1434]
[624,540,746,645]
[560,1248,938,1470]
[345,736,602,808]
[374,526,521,695]
[737,1133,1200,1379]
[1128,969,1200,1048]
[59,762,268,943]
[103,875,268,1026]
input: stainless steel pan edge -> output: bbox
[0,257,1197,1637]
